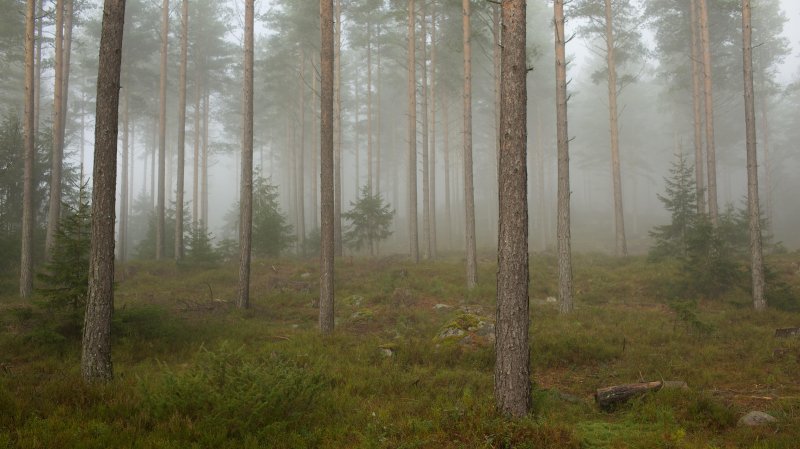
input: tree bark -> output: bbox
[463,0,478,287]
[20,0,36,298]
[407,0,419,263]
[604,0,627,257]
[689,0,706,214]
[554,0,574,313]
[334,0,343,257]
[320,0,335,334]
[595,381,687,411]
[698,0,718,225]
[156,0,169,259]
[59,0,74,155]
[46,0,65,258]
[238,0,254,309]
[428,6,437,260]
[495,0,529,418]
[82,0,125,383]
[175,0,188,260]
[34,0,43,136]
[741,0,765,311]
[421,1,431,259]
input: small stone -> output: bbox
[546,296,558,303]
[437,327,466,339]
[738,411,777,427]
[433,303,452,310]
[380,348,395,357]
[300,272,311,279]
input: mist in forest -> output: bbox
[2,0,800,262]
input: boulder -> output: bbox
[737,411,777,427]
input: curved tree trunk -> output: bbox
[554,0,573,313]
[82,0,125,383]
[462,0,477,287]
[495,0,529,418]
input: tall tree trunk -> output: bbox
[698,0,718,225]
[156,0,169,259]
[604,0,627,257]
[354,69,360,194]
[297,54,306,253]
[535,106,546,250]
[554,0,574,313]
[175,0,188,260]
[311,69,319,231]
[193,77,200,227]
[421,2,431,259]
[495,0,529,418]
[760,97,772,230]
[202,89,209,225]
[334,0,343,257]
[82,0,125,383]
[429,6,437,259]
[150,117,155,207]
[20,0,36,298]
[741,0,765,311]
[46,0,65,258]
[689,0,706,214]
[376,40,382,196]
[59,0,74,152]
[120,88,129,265]
[238,0,254,309]
[443,94,451,250]
[407,0,419,263]
[462,0,477,287]
[320,0,335,334]
[367,21,373,193]
[34,0,43,136]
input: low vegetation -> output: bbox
[1,251,799,448]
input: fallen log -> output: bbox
[774,327,800,338]
[595,380,688,411]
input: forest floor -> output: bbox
[1,251,800,448]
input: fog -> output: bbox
[3,0,800,259]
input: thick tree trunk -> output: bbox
[46,0,65,258]
[238,0,254,309]
[554,0,574,314]
[320,0,335,334]
[428,7,437,259]
[741,0,765,311]
[689,0,706,214]
[334,0,343,257]
[175,0,188,260]
[82,0,125,383]
[421,2,431,259]
[407,0,419,263]
[156,0,169,259]
[495,0,529,418]
[20,0,36,298]
[698,0,718,225]
[604,0,627,257]
[462,0,477,287]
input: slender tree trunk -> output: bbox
[421,2,431,259]
[536,106,546,250]
[320,0,335,334]
[354,69,360,194]
[429,7,437,259]
[297,54,306,253]
[150,117,155,207]
[120,89,129,265]
[604,0,627,257]
[407,0,419,263]
[82,0,125,383]
[175,0,188,260]
[462,0,477,286]
[698,0,718,225]
[59,0,74,151]
[741,0,765,311]
[760,96,772,230]
[193,77,200,226]
[311,70,319,231]
[238,0,254,309]
[443,95,451,250]
[156,0,169,259]
[202,89,209,225]
[80,92,85,182]
[34,0,43,136]
[554,0,574,313]
[376,41,382,196]
[46,0,65,257]
[367,22,373,193]
[334,0,343,257]
[689,0,706,214]
[495,0,529,418]
[20,0,36,298]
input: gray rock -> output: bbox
[379,347,395,357]
[546,296,558,303]
[437,327,466,339]
[738,411,777,427]
[433,303,452,310]
[300,272,311,279]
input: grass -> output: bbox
[0,251,799,448]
